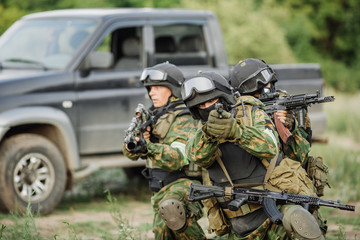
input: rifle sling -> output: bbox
[216,149,278,188]
[140,100,186,131]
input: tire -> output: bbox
[0,133,67,215]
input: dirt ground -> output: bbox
[1,166,359,239]
[1,198,359,240]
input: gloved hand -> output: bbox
[276,110,295,131]
[206,110,237,139]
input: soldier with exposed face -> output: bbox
[123,62,205,240]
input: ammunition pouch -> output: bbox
[265,158,316,196]
[201,197,230,236]
[201,169,230,236]
[184,162,202,178]
[307,156,330,197]
[141,168,187,192]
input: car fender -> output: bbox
[0,106,80,170]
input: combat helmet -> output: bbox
[229,58,277,95]
[181,71,234,120]
[140,62,184,98]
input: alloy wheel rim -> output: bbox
[13,153,55,203]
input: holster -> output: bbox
[141,168,187,192]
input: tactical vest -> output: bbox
[143,103,202,192]
[207,99,272,221]
[207,142,266,186]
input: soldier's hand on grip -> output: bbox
[206,110,236,139]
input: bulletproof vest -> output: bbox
[207,142,266,186]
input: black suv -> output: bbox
[0,8,230,214]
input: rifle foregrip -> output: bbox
[263,198,283,225]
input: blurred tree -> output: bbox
[0,5,26,34]
[0,0,358,91]
[176,0,296,64]
[274,0,360,66]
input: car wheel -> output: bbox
[0,133,66,215]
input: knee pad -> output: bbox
[282,205,324,240]
[159,198,187,231]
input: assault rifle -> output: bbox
[259,90,334,114]
[188,183,355,225]
[124,103,151,153]
[259,90,335,143]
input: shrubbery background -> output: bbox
[1,0,359,92]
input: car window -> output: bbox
[94,26,143,70]
[0,19,98,69]
[153,24,209,66]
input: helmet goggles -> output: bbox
[181,76,231,101]
[140,68,181,86]
[238,67,275,94]
[140,69,168,81]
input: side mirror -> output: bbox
[85,52,114,69]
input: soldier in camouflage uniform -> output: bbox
[123,63,205,240]
[229,59,327,238]
[229,58,312,166]
[181,71,324,239]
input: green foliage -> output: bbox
[106,191,145,240]
[312,143,360,202]
[0,204,44,240]
[325,90,360,140]
[320,207,359,240]
[0,6,26,34]
[177,0,296,64]
[310,91,360,202]
[271,0,360,92]
[0,0,359,92]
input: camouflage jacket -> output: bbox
[123,98,197,172]
[186,96,279,169]
[280,109,312,166]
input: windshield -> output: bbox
[0,18,98,70]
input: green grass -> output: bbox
[311,90,360,202]
[0,204,43,240]
[0,192,149,240]
[311,144,360,202]
[310,90,360,239]
[325,89,360,142]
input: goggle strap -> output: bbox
[213,80,232,95]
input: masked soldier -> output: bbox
[229,58,312,166]
[182,71,324,239]
[123,62,205,240]
[230,59,328,237]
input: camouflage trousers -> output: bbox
[151,178,206,240]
